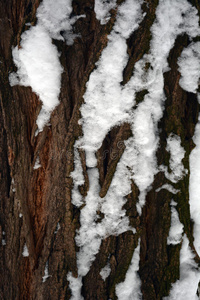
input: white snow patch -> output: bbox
[33,156,41,170]
[10,25,63,132]
[156,184,180,194]
[67,272,83,300]
[166,134,186,182]
[165,235,200,300]
[159,134,187,184]
[54,222,61,234]
[94,0,117,25]
[100,262,111,281]
[115,240,142,300]
[178,42,200,93]
[22,243,29,257]
[9,0,84,132]
[189,113,200,256]
[71,147,85,207]
[167,204,184,245]
[37,0,85,44]
[42,261,51,282]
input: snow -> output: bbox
[33,156,41,170]
[165,134,187,183]
[54,222,61,234]
[42,261,51,282]
[156,184,180,194]
[189,113,200,256]
[69,0,200,295]
[71,147,85,207]
[94,0,117,25]
[9,0,85,132]
[67,272,83,300]
[178,42,200,93]
[167,203,184,245]
[115,240,142,300]
[22,243,29,257]
[165,235,200,300]
[100,262,111,281]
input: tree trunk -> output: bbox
[0,0,200,299]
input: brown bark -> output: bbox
[0,0,200,299]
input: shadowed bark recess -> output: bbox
[0,0,200,299]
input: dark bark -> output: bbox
[0,0,200,299]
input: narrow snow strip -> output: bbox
[100,262,111,281]
[22,243,29,257]
[71,148,84,207]
[67,272,83,300]
[54,222,61,234]
[42,261,51,282]
[94,0,117,25]
[156,184,179,194]
[189,112,200,256]
[166,134,187,183]
[115,240,142,300]
[33,156,41,170]
[167,204,184,245]
[165,235,200,300]
[178,42,200,93]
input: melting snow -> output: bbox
[100,262,111,281]
[178,42,200,93]
[156,184,180,194]
[167,202,184,245]
[160,134,187,183]
[42,261,51,282]
[33,156,42,170]
[71,147,85,207]
[94,0,117,25]
[189,110,200,256]
[54,222,61,234]
[67,272,83,300]
[115,240,142,300]
[22,243,29,257]
[165,235,200,300]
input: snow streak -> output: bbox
[68,0,200,298]
[115,240,142,300]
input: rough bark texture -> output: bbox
[0,0,200,299]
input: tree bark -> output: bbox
[0,0,200,299]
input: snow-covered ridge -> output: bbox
[9,0,84,133]
[68,0,200,298]
[165,235,200,300]
[167,201,184,245]
[178,42,200,93]
[115,240,141,300]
